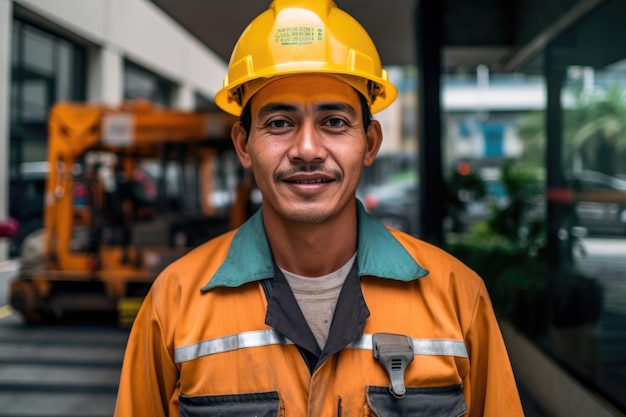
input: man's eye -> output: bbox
[268,119,289,129]
[324,118,346,128]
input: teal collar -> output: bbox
[201,200,428,291]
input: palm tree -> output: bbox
[567,85,626,175]
[517,85,626,175]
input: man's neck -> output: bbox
[263,207,358,277]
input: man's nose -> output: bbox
[288,122,327,163]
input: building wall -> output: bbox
[13,0,227,107]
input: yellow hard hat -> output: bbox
[214,0,398,116]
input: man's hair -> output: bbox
[239,90,373,138]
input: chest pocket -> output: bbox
[366,385,468,417]
[179,391,283,417]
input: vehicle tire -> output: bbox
[9,280,49,325]
[377,214,410,233]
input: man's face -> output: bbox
[232,74,382,225]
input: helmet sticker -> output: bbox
[274,27,323,46]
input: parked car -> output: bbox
[359,172,421,236]
[358,169,493,237]
[571,170,626,236]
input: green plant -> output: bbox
[494,260,549,338]
[444,169,486,233]
[551,268,604,328]
[517,85,626,175]
[480,160,545,248]
[447,160,603,338]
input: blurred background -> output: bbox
[1,0,625,416]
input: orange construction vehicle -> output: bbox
[9,101,251,326]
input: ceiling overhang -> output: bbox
[149,0,606,72]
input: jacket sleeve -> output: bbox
[114,291,180,417]
[464,282,525,417]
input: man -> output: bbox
[114,1,525,416]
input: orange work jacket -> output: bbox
[114,202,524,416]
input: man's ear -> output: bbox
[231,121,252,169]
[364,120,383,167]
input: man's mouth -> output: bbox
[276,165,343,185]
[288,178,332,184]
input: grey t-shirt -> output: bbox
[281,253,357,350]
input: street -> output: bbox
[574,237,626,315]
[0,261,127,417]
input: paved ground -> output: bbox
[519,383,552,417]
[0,313,125,417]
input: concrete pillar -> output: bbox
[89,46,123,105]
[101,47,124,105]
[175,84,195,111]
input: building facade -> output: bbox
[0,0,228,260]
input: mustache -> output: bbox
[274,164,343,182]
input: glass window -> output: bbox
[23,25,55,77]
[123,61,175,107]
[537,0,626,412]
[194,92,219,111]
[57,42,73,101]
[21,80,49,122]
[11,18,86,128]
[9,17,87,251]
[11,20,20,64]
[10,79,18,126]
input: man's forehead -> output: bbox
[251,74,361,111]
[257,102,357,120]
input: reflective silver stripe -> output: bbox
[348,334,468,358]
[175,329,293,363]
[175,331,467,363]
